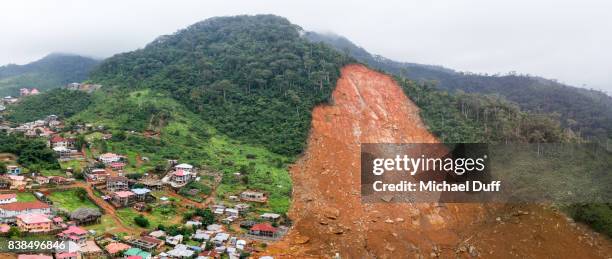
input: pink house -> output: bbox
[110,162,126,171]
[0,224,10,233]
[16,214,52,232]
[55,252,78,259]
[105,242,131,255]
[169,169,193,187]
[7,175,26,189]
[58,225,88,245]
[20,88,30,96]
[19,88,40,96]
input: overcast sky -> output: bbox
[1,0,611,92]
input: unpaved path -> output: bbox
[72,181,139,234]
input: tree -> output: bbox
[28,164,42,175]
[153,164,167,175]
[73,170,84,180]
[195,208,215,226]
[8,226,21,238]
[134,215,150,228]
[157,224,166,231]
[0,162,6,174]
[75,188,88,201]
[74,135,87,151]
[209,79,236,103]
[93,162,106,169]
[165,224,180,236]
[182,211,195,222]
[125,173,142,180]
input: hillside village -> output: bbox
[0,84,289,259]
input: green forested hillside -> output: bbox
[6,89,92,123]
[0,53,100,96]
[68,88,292,213]
[398,78,571,144]
[0,133,59,169]
[306,32,612,141]
[91,15,352,156]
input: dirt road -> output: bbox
[72,181,140,234]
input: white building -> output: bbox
[165,234,183,246]
[0,201,51,222]
[0,194,17,204]
[174,163,193,173]
[166,244,194,258]
[98,153,122,164]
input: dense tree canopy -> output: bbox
[6,89,92,123]
[399,78,572,144]
[0,133,59,169]
[91,15,352,155]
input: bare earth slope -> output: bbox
[267,64,612,258]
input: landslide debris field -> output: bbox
[266,64,612,258]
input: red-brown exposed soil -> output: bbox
[73,181,140,234]
[266,64,612,258]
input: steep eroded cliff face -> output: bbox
[267,64,484,257]
[267,64,612,258]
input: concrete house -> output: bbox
[131,188,151,201]
[85,168,110,183]
[57,226,88,245]
[16,214,52,233]
[111,191,135,207]
[249,223,278,238]
[0,193,17,204]
[240,190,267,203]
[6,165,20,175]
[260,213,281,222]
[98,153,122,165]
[106,176,129,192]
[0,201,51,223]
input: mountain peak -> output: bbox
[41,52,97,61]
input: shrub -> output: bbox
[569,203,612,238]
[134,215,150,227]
